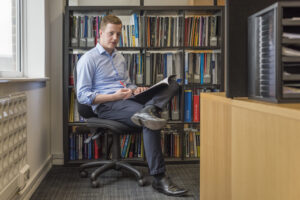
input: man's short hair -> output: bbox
[100,15,122,30]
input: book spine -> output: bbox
[184,90,192,122]
[94,140,99,159]
[193,94,200,122]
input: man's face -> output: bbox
[99,23,122,54]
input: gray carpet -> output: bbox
[30,164,199,200]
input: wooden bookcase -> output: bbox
[63,5,224,165]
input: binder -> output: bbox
[193,90,200,122]
[184,90,192,122]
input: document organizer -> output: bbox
[248,1,300,102]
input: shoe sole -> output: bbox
[152,184,188,197]
[131,115,166,130]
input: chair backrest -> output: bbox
[73,62,98,119]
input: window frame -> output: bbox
[0,0,24,78]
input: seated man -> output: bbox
[76,14,187,197]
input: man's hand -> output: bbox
[133,87,148,95]
[115,88,132,99]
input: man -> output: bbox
[76,15,187,197]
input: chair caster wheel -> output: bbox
[80,170,88,178]
[138,178,146,186]
[91,180,100,188]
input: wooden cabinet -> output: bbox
[200,92,300,200]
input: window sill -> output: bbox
[0,77,50,84]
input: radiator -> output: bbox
[0,93,30,200]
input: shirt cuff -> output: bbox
[127,84,137,90]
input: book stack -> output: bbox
[184,50,220,85]
[69,131,105,160]
[184,15,219,47]
[161,128,181,158]
[146,16,183,47]
[183,124,200,158]
[120,133,144,159]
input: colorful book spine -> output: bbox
[184,90,192,122]
[193,92,200,122]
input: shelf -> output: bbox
[69,121,199,125]
[145,47,183,50]
[64,5,224,166]
[182,121,200,124]
[282,18,300,26]
[282,56,300,62]
[69,46,221,51]
[68,122,87,126]
[184,46,221,50]
[69,47,143,51]
[167,120,185,124]
[282,38,300,45]
[283,74,300,81]
[65,157,198,166]
[183,84,221,88]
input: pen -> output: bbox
[120,80,126,88]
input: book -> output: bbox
[184,90,192,122]
[193,90,200,122]
[133,74,176,104]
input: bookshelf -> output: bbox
[63,5,224,165]
[248,1,300,102]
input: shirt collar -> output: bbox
[96,43,117,57]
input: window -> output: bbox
[0,0,22,77]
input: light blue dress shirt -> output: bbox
[76,43,137,112]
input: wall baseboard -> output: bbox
[12,155,52,200]
[52,153,64,165]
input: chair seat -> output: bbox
[86,117,141,134]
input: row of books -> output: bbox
[69,125,200,161]
[184,88,220,122]
[122,52,144,85]
[70,14,141,48]
[145,51,182,85]
[161,129,181,158]
[184,51,221,85]
[120,134,144,159]
[69,132,104,160]
[69,89,85,122]
[146,16,183,47]
[68,86,219,123]
[68,88,181,122]
[183,125,200,158]
[69,14,220,48]
[69,50,221,86]
[184,15,219,47]
[70,15,103,48]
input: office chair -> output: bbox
[74,67,146,188]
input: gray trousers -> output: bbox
[95,79,179,175]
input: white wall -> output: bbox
[49,0,64,165]
[0,0,52,199]
[25,0,46,77]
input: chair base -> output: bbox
[79,160,146,188]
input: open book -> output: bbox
[132,75,176,104]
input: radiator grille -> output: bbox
[0,93,27,198]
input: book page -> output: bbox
[132,75,176,103]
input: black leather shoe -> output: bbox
[131,105,167,130]
[152,176,188,196]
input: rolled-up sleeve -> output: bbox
[76,56,97,106]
